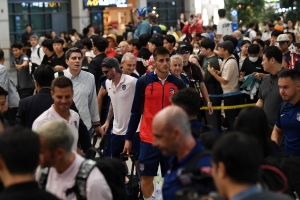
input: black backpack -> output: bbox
[38,149,128,200]
[139,74,185,114]
[259,152,300,198]
[191,125,220,150]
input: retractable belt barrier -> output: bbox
[200,103,256,110]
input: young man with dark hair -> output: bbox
[256,46,287,132]
[0,127,60,200]
[208,41,240,130]
[245,22,257,42]
[128,38,141,57]
[137,33,152,76]
[52,38,68,71]
[22,24,32,47]
[163,35,176,56]
[212,132,292,200]
[32,76,80,152]
[277,34,291,66]
[124,47,186,200]
[200,39,222,131]
[41,39,56,67]
[89,37,108,92]
[272,70,300,156]
[11,43,35,99]
[56,47,102,138]
[152,105,211,200]
[216,9,232,40]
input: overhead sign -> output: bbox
[231,10,238,31]
[83,0,127,7]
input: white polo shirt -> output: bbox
[36,153,112,200]
[32,105,79,151]
[106,74,137,135]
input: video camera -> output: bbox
[175,167,222,200]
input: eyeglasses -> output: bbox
[103,68,111,74]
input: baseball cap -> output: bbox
[137,6,151,17]
[200,33,210,39]
[177,44,190,54]
[277,34,289,43]
[101,57,122,73]
[217,41,234,54]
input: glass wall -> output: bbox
[8,1,71,45]
[147,0,184,30]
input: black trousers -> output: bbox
[224,95,240,130]
[204,97,222,132]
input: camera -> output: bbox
[175,168,222,200]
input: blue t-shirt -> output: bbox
[162,140,211,200]
[276,101,300,156]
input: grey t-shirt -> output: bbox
[15,53,35,89]
[243,190,293,200]
[258,68,287,126]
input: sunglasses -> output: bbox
[179,50,190,55]
[103,68,111,74]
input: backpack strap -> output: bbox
[73,159,97,200]
[185,150,211,171]
[280,101,288,114]
[37,47,41,58]
[140,74,147,114]
[38,167,50,190]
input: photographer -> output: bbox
[152,105,211,200]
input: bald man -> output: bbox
[152,105,211,200]
[232,30,243,53]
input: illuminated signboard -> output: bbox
[83,0,128,7]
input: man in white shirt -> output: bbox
[101,57,137,158]
[55,47,103,138]
[217,9,232,41]
[29,35,44,67]
[246,22,257,42]
[208,41,240,130]
[36,120,112,200]
[32,76,80,151]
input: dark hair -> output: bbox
[33,64,55,87]
[264,40,271,47]
[256,31,262,37]
[74,41,84,50]
[83,27,89,36]
[93,37,108,52]
[252,38,265,49]
[286,32,295,43]
[277,17,282,21]
[171,88,200,116]
[234,107,274,158]
[212,131,262,184]
[117,35,123,44]
[218,9,226,18]
[164,35,176,47]
[223,35,238,48]
[41,39,54,52]
[0,127,40,174]
[139,33,152,46]
[51,76,73,91]
[286,20,295,30]
[149,37,163,47]
[0,49,4,60]
[25,24,31,28]
[295,43,300,49]
[71,29,78,35]
[0,87,8,97]
[129,38,142,50]
[11,43,23,50]
[263,46,282,63]
[81,38,93,50]
[200,39,215,51]
[65,47,83,60]
[153,47,170,60]
[278,69,300,81]
[53,38,64,45]
[240,40,251,47]
[248,44,260,54]
[90,35,100,43]
[271,30,283,37]
[249,22,256,28]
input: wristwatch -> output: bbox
[208,102,212,105]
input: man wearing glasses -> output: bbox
[256,46,287,133]
[55,47,103,139]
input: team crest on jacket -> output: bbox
[297,113,300,121]
[169,88,175,94]
[122,84,126,90]
[139,163,145,171]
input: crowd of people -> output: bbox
[0,6,299,200]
